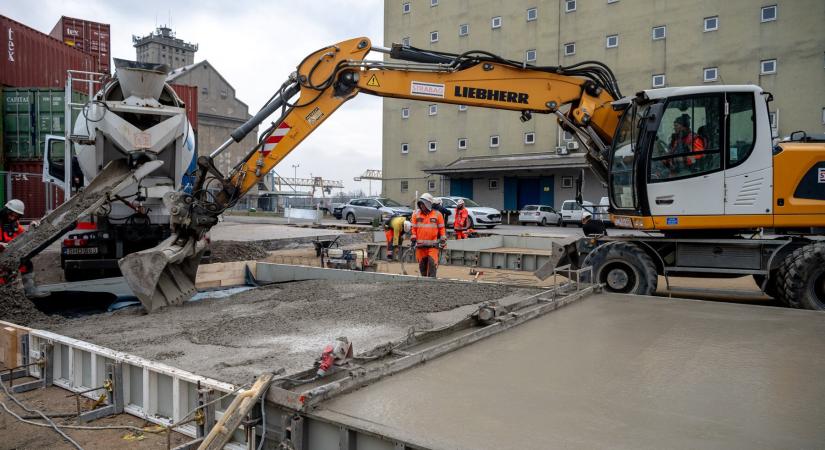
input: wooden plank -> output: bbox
[198,373,274,450]
[0,326,19,367]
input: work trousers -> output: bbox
[416,247,439,278]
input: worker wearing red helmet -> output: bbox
[453,198,470,240]
[410,193,446,277]
[0,199,46,297]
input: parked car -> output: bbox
[435,196,501,229]
[559,199,594,227]
[518,205,561,226]
[341,197,412,224]
[332,203,346,220]
[594,196,612,225]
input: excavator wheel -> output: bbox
[776,242,825,311]
[584,242,658,296]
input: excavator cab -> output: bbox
[607,86,776,232]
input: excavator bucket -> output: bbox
[0,159,163,275]
[118,234,207,312]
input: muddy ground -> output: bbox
[38,280,540,385]
[0,373,188,450]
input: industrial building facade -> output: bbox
[382,0,825,211]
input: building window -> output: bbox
[401,143,409,154]
[430,31,439,43]
[564,42,576,56]
[428,141,438,152]
[220,89,227,99]
[760,59,777,74]
[527,7,538,21]
[524,132,536,144]
[768,111,778,130]
[525,49,537,63]
[561,176,574,188]
[606,34,618,48]
[652,74,666,88]
[458,138,468,150]
[607,0,619,3]
[401,107,410,119]
[761,5,777,22]
[401,37,411,47]
[401,180,409,192]
[565,0,576,12]
[490,135,500,148]
[704,16,719,32]
[489,179,499,190]
[703,67,718,82]
[429,104,438,116]
[431,0,438,6]
[458,104,468,111]
[491,16,502,29]
[201,87,208,95]
[652,26,666,40]
[821,107,825,125]
[428,180,437,191]
[459,23,469,36]
[562,130,574,141]
[402,2,411,14]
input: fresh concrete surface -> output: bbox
[209,220,344,242]
[38,280,539,385]
[314,293,825,450]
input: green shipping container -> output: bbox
[2,87,82,161]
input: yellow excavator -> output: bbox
[112,37,824,311]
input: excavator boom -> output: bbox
[120,37,623,311]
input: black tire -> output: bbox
[556,218,562,227]
[584,242,658,295]
[540,217,547,226]
[752,274,780,301]
[346,213,356,224]
[561,221,567,228]
[486,225,496,229]
[776,242,825,310]
[521,222,527,226]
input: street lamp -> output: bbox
[291,163,300,193]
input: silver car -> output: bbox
[341,197,412,224]
[518,205,561,226]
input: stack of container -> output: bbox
[49,16,111,75]
[0,15,97,217]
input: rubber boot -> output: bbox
[22,273,48,298]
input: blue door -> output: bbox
[449,178,473,199]
[539,176,554,207]
[517,178,540,210]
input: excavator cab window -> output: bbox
[648,94,723,182]
[609,103,645,210]
[726,92,756,167]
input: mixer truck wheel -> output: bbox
[776,242,825,311]
[583,242,658,296]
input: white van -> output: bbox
[560,200,593,227]
[594,196,612,225]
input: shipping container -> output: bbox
[169,83,199,131]
[4,160,63,220]
[0,15,95,89]
[49,16,111,75]
[2,87,85,161]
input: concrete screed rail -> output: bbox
[4,262,825,449]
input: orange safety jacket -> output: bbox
[454,207,469,230]
[0,221,24,243]
[411,209,445,247]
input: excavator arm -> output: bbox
[120,36,623,311]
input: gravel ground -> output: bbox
[38,280,539,384]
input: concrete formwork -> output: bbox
[369,234,559,271]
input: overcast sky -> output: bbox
[4,0,384,193]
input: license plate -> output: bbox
[65,247,99,255]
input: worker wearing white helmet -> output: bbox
[453,198,471,239]
[581,208,607,236]
[431,195,452,224]
[410,193,447,277]
[0,199,47,297]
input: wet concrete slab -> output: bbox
[314,293,825,449]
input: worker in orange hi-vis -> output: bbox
[410,193,446,277]
[453,198,470,240]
